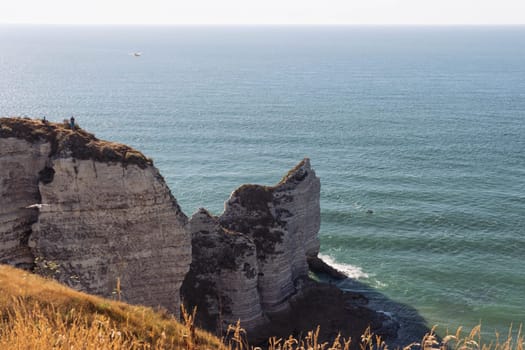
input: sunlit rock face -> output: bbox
[220,158,321,312]
[0,117,191,314]
[30,158,190,314]
[183,158,321,332]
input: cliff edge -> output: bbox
[0,117,190,314]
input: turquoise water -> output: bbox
[1,25,524,339]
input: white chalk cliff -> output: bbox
[0,118,190,313]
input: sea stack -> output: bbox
[182,158,322,333]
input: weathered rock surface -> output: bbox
[307,255,348,280]
[0,117,190,313]
[248,280,395,347]
[182,158,323,333]
[181,209,266,332]
[220,158,321,313]
[181,159,409,348]
[0,137,50,269]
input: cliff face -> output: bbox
[0,137,51,269]
[220,158,320,313]
[0,118,190,313]
[182,158,321,332]
[181,209,265,332]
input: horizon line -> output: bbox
[1,22,525,27]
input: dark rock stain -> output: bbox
[38,166,55,184]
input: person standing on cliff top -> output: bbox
[70,116,75,130]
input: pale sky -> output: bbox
[1,0,524,25]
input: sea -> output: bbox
[1,25,524,341]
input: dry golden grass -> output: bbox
[0,265,522,350]
[0,265,224,350]
[422,325,524,350]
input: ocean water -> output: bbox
[1,25,524,339]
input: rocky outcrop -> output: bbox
[182,158,321,333]
[220,158,320,313]
[248,280,396,347]
[307,255,348,280]
[0,117,190,313]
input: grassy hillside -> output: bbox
[0,265,224,350]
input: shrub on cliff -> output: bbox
[0,117,152,168]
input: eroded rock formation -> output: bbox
[0,117,190,313]
[182,158,322,334]
[181,159,404,346]
[220,158,321,313]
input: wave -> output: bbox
[318,253,369,280]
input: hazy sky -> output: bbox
[1,0,524,25]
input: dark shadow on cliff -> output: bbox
[184,257,430,350]
[246,269,430,350]
[302,257,431,349]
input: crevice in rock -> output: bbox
[17,227,35,271]
[24,164,50,271]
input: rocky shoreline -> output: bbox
[0,116,429,348]
[306,256,429,348]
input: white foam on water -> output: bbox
[318,253,369,280]
[373,280,388,289]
